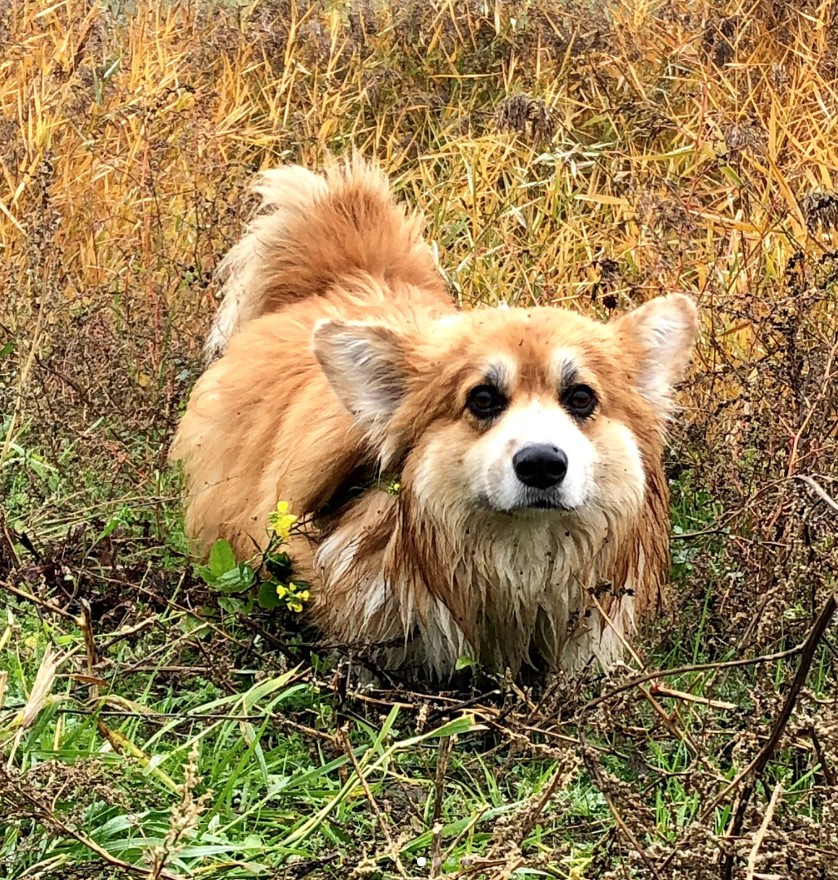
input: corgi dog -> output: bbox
[170,156,698,679]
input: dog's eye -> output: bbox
[466,384,507,418]
[564,384,597,417]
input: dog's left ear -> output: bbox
[614,294,699,411]
[313,320,407,430]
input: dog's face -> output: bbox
[447,345,633,516]
[313,295,698,523]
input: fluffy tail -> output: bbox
[204,155,445,360]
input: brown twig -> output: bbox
[0,510,20,569]
[96,616,158,651]
[681,589,838,880]
[744,783,782,880]
[649,682,738,710]
[732,592,835,793]
[807,725,837,787]
[785,340,838,478]
[651,587,836,877]
[794,474,838,514]
[583,644,804,712]
[580,731,663,880]
[518,755,576,841]
[430,734,453,877]
[0,579,82,624]
[336,726,409,878]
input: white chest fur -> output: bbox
[314,492,640,677]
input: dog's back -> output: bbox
[171,157,452,558]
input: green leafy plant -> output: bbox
[196,501,310,614]
[194,539,255,594]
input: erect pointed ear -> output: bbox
[614,294,699,411]
[312,320,407,428]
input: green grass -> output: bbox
[2,468,833,878]
[0,597,587,877]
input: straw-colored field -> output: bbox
[1,1,836,877]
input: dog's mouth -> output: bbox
[526,498,571,510]
[476,491,578,515]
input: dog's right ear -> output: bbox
[313,320,407,429]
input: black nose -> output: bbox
[513,444,568,489]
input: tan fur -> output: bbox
[171,156,698,678]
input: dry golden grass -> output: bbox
[2,0,837,454]
[1,1,837,876]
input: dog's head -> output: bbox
[313,295,698,521]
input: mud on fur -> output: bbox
[170,155,698,679]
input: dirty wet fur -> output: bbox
[171,156,698,680]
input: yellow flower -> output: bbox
[269,500,298,540]
[275,581,310,613]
